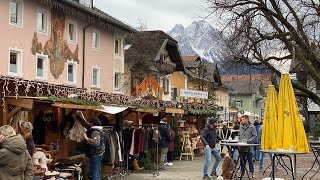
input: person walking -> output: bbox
[239,115,257,176]
[166,128,175,166]
[0,125,34,180]
[253,120,262,162]
[201,117,222,179]
[158,118,170,169]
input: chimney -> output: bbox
[91,0,93,9]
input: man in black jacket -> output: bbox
[158,118,170,169]
[73,111,105,180]
[200,117,222,179]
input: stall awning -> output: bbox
[95,105,128,114]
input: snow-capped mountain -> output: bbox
[168,20,270,75]
[168,20,226,65]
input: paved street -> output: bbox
[124,151,319,180]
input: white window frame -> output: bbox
[35,53,48,80]
[92,30,100,50]
[236,100,243,108]
[37,7,49,34]
[68,19,77,43]
[114,38,122,55]
[92,66,100,88]
[67,60,77,85]
[9,0,23,27]
[8,48,23,76]
[114,72,121,90]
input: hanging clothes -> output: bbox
[129,129,135,155]
[33,111,47,145]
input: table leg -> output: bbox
[302,150,317,178]
[239,151,252,180]
[272,154,276,180]
[230,154,239,180]
[294,154,297,179]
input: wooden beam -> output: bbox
[52,102,102,110]
[6,107,22,121]
[6,98,33,109]
[140,112,147,119]
[161,113,169,119]
[136,108,161,113]
[122,111,131,120]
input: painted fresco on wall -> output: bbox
[135,77,163,100]
[31,10,79,79]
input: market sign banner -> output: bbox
[180,89,208,99]
[165,108,185,114]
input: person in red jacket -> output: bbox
[166,128,175,166]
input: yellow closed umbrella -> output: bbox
[276,74,309,152]
[261,85,278,150]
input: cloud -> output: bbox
[94,0,204,31]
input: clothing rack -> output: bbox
[124,124,160,178]
[101,126,126,180]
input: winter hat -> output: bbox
[160,118,167,124]
[208,117,218,124]
[91,117,102,126]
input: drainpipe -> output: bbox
[82,23,93,89]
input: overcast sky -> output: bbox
[94,0,207,31]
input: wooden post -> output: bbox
[138,112,142,125]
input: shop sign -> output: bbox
[180,89,208,99]
[165,108,185,114]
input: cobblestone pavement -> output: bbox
[123,152,319,180]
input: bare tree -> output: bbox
[136,17,148,31]
[202,0,320,106]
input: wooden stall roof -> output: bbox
[4,96,104,110]
[135,108,163,113]
[51,102,103,110]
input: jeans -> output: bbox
[239,151,254,172]
[203,148,221,175]
[254,146,260,160]
[167,151,174,163]
[160,147,169,166]
[90,155,102,180]
[259,152,273,168]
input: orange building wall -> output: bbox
[171,71,186,101]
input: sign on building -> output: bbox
[180,89,208,99]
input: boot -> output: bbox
[133,159,144,172]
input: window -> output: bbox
[92,67,100,88]
[114,73,120,89]
[68,20,77,43]
[37,8,48,34]
[36,54,48,80]
[163,77,169,94]
[115,39,121,55]
[10,0,23,26]
[171,87,177,101]
[236,100,243,108]
[67,61,76,84]
[92,31,100,50]
[8,48,22,76]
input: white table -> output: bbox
[221,142,259,180]
[221,139,239,143]
[260,150,306,180]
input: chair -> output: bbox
[302,143,320,179]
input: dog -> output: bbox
[220,152,233,179]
